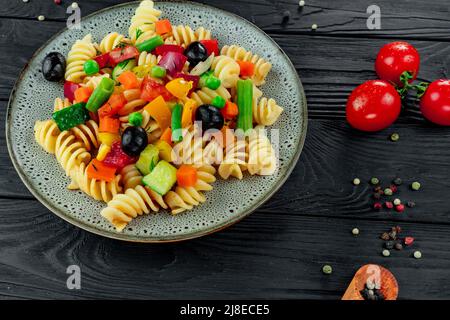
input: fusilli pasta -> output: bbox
[218,138,247,180]
[167,25,212,47]
[129,0,162,44]
[34,120,60,154]
[65,34,97,83]
[120,164,143,190]
[252,86,283,126]
[189,85,231,106]
[55,131,91,176]
[211,56,240,88]
[247,129,277,176]
[99,32,130,53]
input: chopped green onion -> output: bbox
[236,79,253,132]
[136,35,164,53]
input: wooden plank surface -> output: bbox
[1,0,450,300]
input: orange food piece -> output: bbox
[98,93,127,117]
[99,116,120,134]
[144,95,171,133]
[160,127,173,146]
[117,71,140,90]
[176,165,198,187]
[221,100,239,120]
[237,60,255,77]
[182,99,197,128]
[74,86,93,103]
[86,159,116,182]
[155,19,172,35]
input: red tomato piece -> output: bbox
[200,39,219,56]
[420,79,450,126]
[109,46,139,65]
[94,53,110,69]
[63,81,80,103]
[346,80,401,132]
[140,76,173,102]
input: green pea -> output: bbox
[129,112,144,127]
[370,177,379,185]
[322,265,332,275]
[205,76,221,90]
[83,60,100,76]
[211,96,226,109]
[151,65,166,78]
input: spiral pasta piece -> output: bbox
[164,165,216,214]
[100,185,167,232]
[129,0,162,44]
[68,162,122,203]
[171,125,204,166]
[168,25,212,48]
[118,88,148,116]
[202,138,223,165]
[137,51,160,66]
[120,164,143,190]
[55,131,91,176]
[65,34,97,83]
[99,32,130,53]
[221,45,272,86]
[34,120,61,154]
[211,56,240,88]
[252,86,283,126]
[189,85,231,106]
[53,97,72,112]
[247,129,277,176]
[218,138,247,180]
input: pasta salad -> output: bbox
[35,0,283,232]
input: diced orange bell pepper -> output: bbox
[160,127,173,146]
[144,95,172,132]
[182,99,197,128]
[155,19,172,35]
[117,71,140,90]
[74,86,93,103]
[99,116,120,134]
[165,78,193,99]
[220,100,239,120]
[98,93,127,118]
[237,60,255,77]
[86,159,116,182]
[176,164,198,187]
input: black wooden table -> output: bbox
[1,0,450,300]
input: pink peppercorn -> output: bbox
[404,237,414,246]
[374,202,382,210]
[390,184,398,193]
[385,201,394,209]
[54,0,61,5]
[395,204,405,212]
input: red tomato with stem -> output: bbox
[420,79,450,126]
[346,80,402,132]
[375,41,420,87]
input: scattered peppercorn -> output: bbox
[373,193,381,200]
[374,186,382,192]
[393,198,401,206]
[380,232,390,241]
[393,178,403,186]
[413,251,422,259]
[390,184,398,193]
[71,2,79,9]
[299,0,306,7]
[54,0,62,5]
[353,178,361,185]
[384,241,395,250]
[395,204,405,212]
[407,201,416,208]
[384,188,393,196]
[390,133,400,142]
[411,181,421,191]
[388,230,397,240]
[373,202,382,210]
[385,201,394,209]
[311,23,318,30]
[281,10,291,23]
[352,228,360,236]
[394,226,402,233]
[382,249,390,257]
[38,15,45,21]
[404,237,414,246]
[370,177,380,185]
[395,242,403,250]
[322,265,332,274]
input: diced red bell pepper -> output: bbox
[140,76,173,102]
[154,44,184,56]
[94,53,111,69]
[200,39,219,56]
[109,46,139,66]
[64,81,80,103]
[102,141,138,171]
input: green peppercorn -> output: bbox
[393,178,403,186]
[205,76,221,90]
[382,249,390,257]
[128,112,144,127]
[393,198,401,206]
[352,228,360,235]
[370,177,379,185]
[151,65,166,78]
[390,133,400,142]
[83,60,100,76]
[411,181,421,191]
[384,188,393,196]
[353,178,361,185]
[322,265,332,275]
[413,251,422,259]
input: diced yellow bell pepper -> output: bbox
[96,144,112,161]
[144,96,171,133]
[165,78,193,99]
[154,140,173,162]
[98,132,120,146]
[182,99,197,128]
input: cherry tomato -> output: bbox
[420,79,450,126]
[109,46,139,66]
[140,76,173,102]
[346,80,401,132]
[375,41,420,87]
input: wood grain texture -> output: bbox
[0,198,449,299]
[1,0,450,300]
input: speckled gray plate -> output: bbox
[6,1,307,242]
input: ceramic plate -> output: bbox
[6,1,307,242]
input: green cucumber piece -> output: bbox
[142,160,177,196]
[112,59,137,80]
[52,102,90,131]
[136,144,160,176]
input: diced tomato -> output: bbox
[98,94,127,117]
[155,19,172,35]
[102,141,138,171]
[109,46,139,65]
[94,53,111,69]
[237,60,255,77]
[221,100,239,120]
[200,39,219,56]
[154,44,184,56]
[140,76,173,102]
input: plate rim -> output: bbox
[5,0,308,243]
